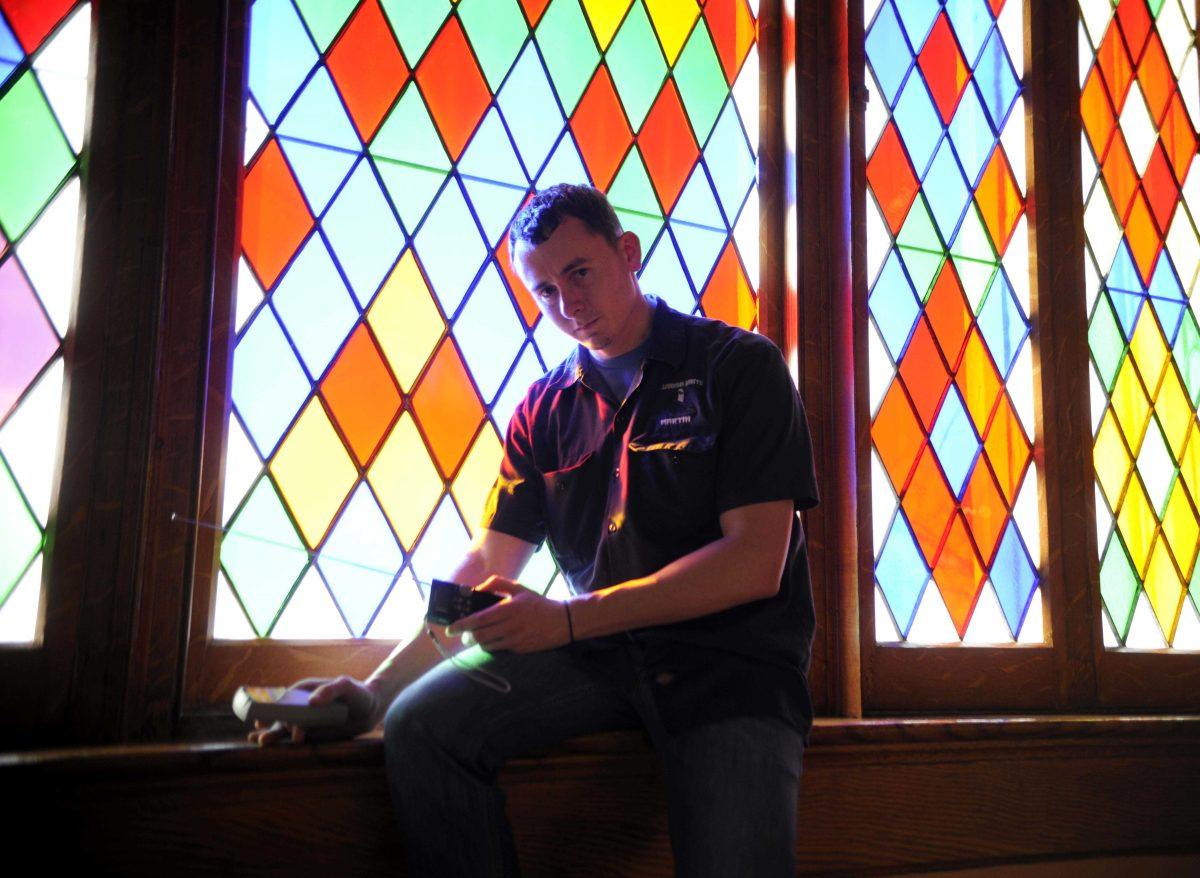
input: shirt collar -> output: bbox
[563,295,686,387]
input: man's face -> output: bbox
[512,216,645,359]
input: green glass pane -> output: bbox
[898,246,945,302]
[376,159,448,233]
[1175,308,1200,406]
[606,1,666,131]
[380,0,452,65]
[672,22,727,144]
[1099,532,1139,642]
[458,0,529,91]
[536,0,601,116]
[1149,0,1166,17]
[220,475,308,636]
[0,457,42,607]
[1090,295,1126,392]
[610,148,664,246]
[371,83,451,171]
[295,0,359,52]
[0,71,75,240]
[1190,559,1200,616]
[950,202,998,263]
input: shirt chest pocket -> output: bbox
[625,432,719,539]
[542,452,606,573]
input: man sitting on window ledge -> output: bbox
[250,183,820,878]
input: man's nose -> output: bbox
[559,284,586,317]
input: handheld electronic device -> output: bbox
[426,578,502,625]
[232,686,350,728]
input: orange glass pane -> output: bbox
[321,324,403,466]
[956,328,1003,435]
[925,263,972,368]
[519,0,552,27]
[1142,142,1179,233]
[898,318,951,431]
[976,145,1023,253]
[638,80,699,214]
[415,17,491,161]
[1125,191,1162,286]
[1101,135,1138,222]
[902,444,956,565]
[918,14,969,124]
[704,0,756,85]
[701,241,756,329]
[866,123,919,235]
[496,235,541,329]
[241,139,314,289]
[411,339,485,478]
[932,513,986,637]
[1096,24,1133,109]
[983,392,1029,504]
[1081,67,1116,158]
[1115,0,1151,62]
[873,378,925,493]
[1136,32,1173,125]
[962,457,1007,566]
[1160,92,1196,183]
[571,66,633,191]
[326,0,409,142]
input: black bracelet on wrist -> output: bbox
[563,600,575,644]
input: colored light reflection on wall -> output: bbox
[220,0,762,639]
[864,0,1044,645]
[1080,0,1200,649]
[0,1,90,644]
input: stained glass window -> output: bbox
[218,0,762,639]
[0,1,90,644]
[1080,0,1200,649]
[864,0,1043,644]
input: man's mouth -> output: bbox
[576,318,598,335]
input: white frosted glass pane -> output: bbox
[1016,588,1045,644]
[270,567,350,639]
[213,572,258,640]
[963,581,1015,644]
[874,585,901,643]
[1124,589,1169,649]
[16,178,81,336]
[0,358,64,525]
[906,583,960,644]
[0,554,42,644]
[366,569,425,640]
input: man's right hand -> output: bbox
[246,675,384,747]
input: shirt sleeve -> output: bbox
[714,335,819,515]
[480,394,548,546]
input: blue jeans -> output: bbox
[383,640,804,877]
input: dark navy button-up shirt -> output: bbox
[482,296,820,738]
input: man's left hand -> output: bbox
[447,575,572,653]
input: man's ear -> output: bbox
[619,230,642,272]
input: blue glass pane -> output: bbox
[278,137,357,217]
[923,139,971,242]
[410,495,471,583]
[929,386,980,499]
[1149,254,1185,346]
[318,482,403,636]
[248,0,318,124]
[461,176,526,248]
[948,83,994,187]
[1111,289,1146,341]
[990,520,1039,638]
[375,160,446,235]
[894,0,940,49]
[639,234,696,314]
[1151,296,1186,346]
[974,27,1020,131]
[323,159,404,307]
[0,13,19,65]
[271,233,359,379]
[277,67,360,151]
[869,251,921,361]
[945,0,993,67]
[877,512,930,637]
[533,307,578,367]
[977,270,1029,377]
[1108,240,1145,294]
[233,307,312,456]
[703,100,755,227]
[865,1,912,107]
[414,177,488,318]
[894,75,942,178]
[459,106,527,188]
[492,342,543,433]
[454,263,526,405]
[536,132,589,189]
[498,44,564,181]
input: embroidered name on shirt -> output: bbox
[658,415,692,427]
[661,378,703,390]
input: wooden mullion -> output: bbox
[757,0,790,353]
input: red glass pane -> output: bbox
[519,0,552,27]
[327,0,409,142]
[873,378,925,493]
[926,263,972,368]
[1101,135,1138,222]
[1115,0,1151,62]
[704,0,756,85]
[918,14,970,124]
[903,444,956,564]
[241,139,314,289]
[415,18,491,161]
[572,66,633,191]
[866,123,919,235]
[701,241,755,329]
[0,0,75,52]
[933,513,986,636]
[411,339,485,478]
[1097,24,1133,110]
[1160,92,1196,182]
[898,318,951,431]
[1142,142,1180,233]
[638,81,699,214]
[321,324,403,466]
[1136,32,1173,125]
[496,236,541,330]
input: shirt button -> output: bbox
[608,520,618,533]
[613,468,620,480]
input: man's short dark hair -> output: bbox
[508,183,624,250]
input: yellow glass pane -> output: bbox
[369,412,444,550]
[645,0,700,65]
[368,251,445,393]
[581,0,633,50]
[1117,477,1157,576]
[1154,364,1192,460]
[1094,410,1132,509]
[1161,479,1198,578]
[451,424,505,537]
[1143,536,1184,644]
[1129,310,1169,397]
[269,399,358,548]
[1111,356,1151,451]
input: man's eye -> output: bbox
[574,268,589,280]
[536,287,557,300]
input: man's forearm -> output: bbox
[567,502,793,641]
